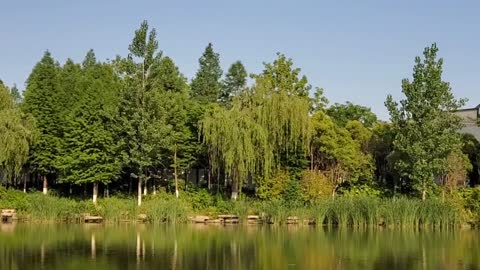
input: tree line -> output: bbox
[1,21,478,206]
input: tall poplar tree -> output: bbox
[385,43,465,201]
[116,20,165,205]
[23,51,61,195]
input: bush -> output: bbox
[300,170,332,203]
[458,187,480,225]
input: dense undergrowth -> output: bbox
[1,186,479,228]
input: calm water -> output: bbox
[0,223,479,270]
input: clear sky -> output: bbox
[1,0,479,119]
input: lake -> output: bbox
[0,223,479,270]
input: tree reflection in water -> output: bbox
[0,224,479,270]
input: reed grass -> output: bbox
[0,187,467,227]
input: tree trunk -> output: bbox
[231,180,238,200]
[137,178,142,206]
[207,169,211,190]
[93,182,99,204]
[23,176,27,193]
[310,148,314,170]
[143,182,147,196]
[422,189,426,202]
[332,185,337,200]
[174,145,179,198]
[153,178,156,195]
[42,176,48,195]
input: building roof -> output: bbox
[455,104,480,112]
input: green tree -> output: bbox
[385,43,466,201]
[370,122,397,190]
[190,43,223,103]
[461,133,480,186]
[202,54,312,199]
[58,52,122,204]
[9,84,22,106]
[327,102,378,128]
[116,20,162,206]
[23,51,62,195]
[220,61,247,106]
[0,81,35,186]
[309,111,373,198]
[148,56,196,197]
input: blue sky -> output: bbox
[1,0,479,119]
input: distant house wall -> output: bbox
[454,105,480,142]
[454,109,478,124]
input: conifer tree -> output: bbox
[190,43,223,103]
[220,61,247,106]
[58,52,122,204]
[23,51,61,195]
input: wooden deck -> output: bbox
[218,214,239,224]
[82,213,103,223]
[286,216,299,224]
[247,215,261,224]
[1,209,17,223]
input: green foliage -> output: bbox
[340,182,384,198]
[385,43,466,200]
[327,101,378,128]
[300,170,333,203]
[0,81,35,180]
[1,22,477,230]
[310,111,374,191]
[256,170,290,200]
[458,187,480,225]
[57,53,122,186]
[23,51,62,176]
[190,43,223,103]
[9,84,22,105]
[202,54,313,197]
[220,60,247,106]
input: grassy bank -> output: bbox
[1,187,478,228]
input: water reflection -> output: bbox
[0,224,479,270]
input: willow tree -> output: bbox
[202,105,270,199]
[202,54,312,200]
[0,81,35,187]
